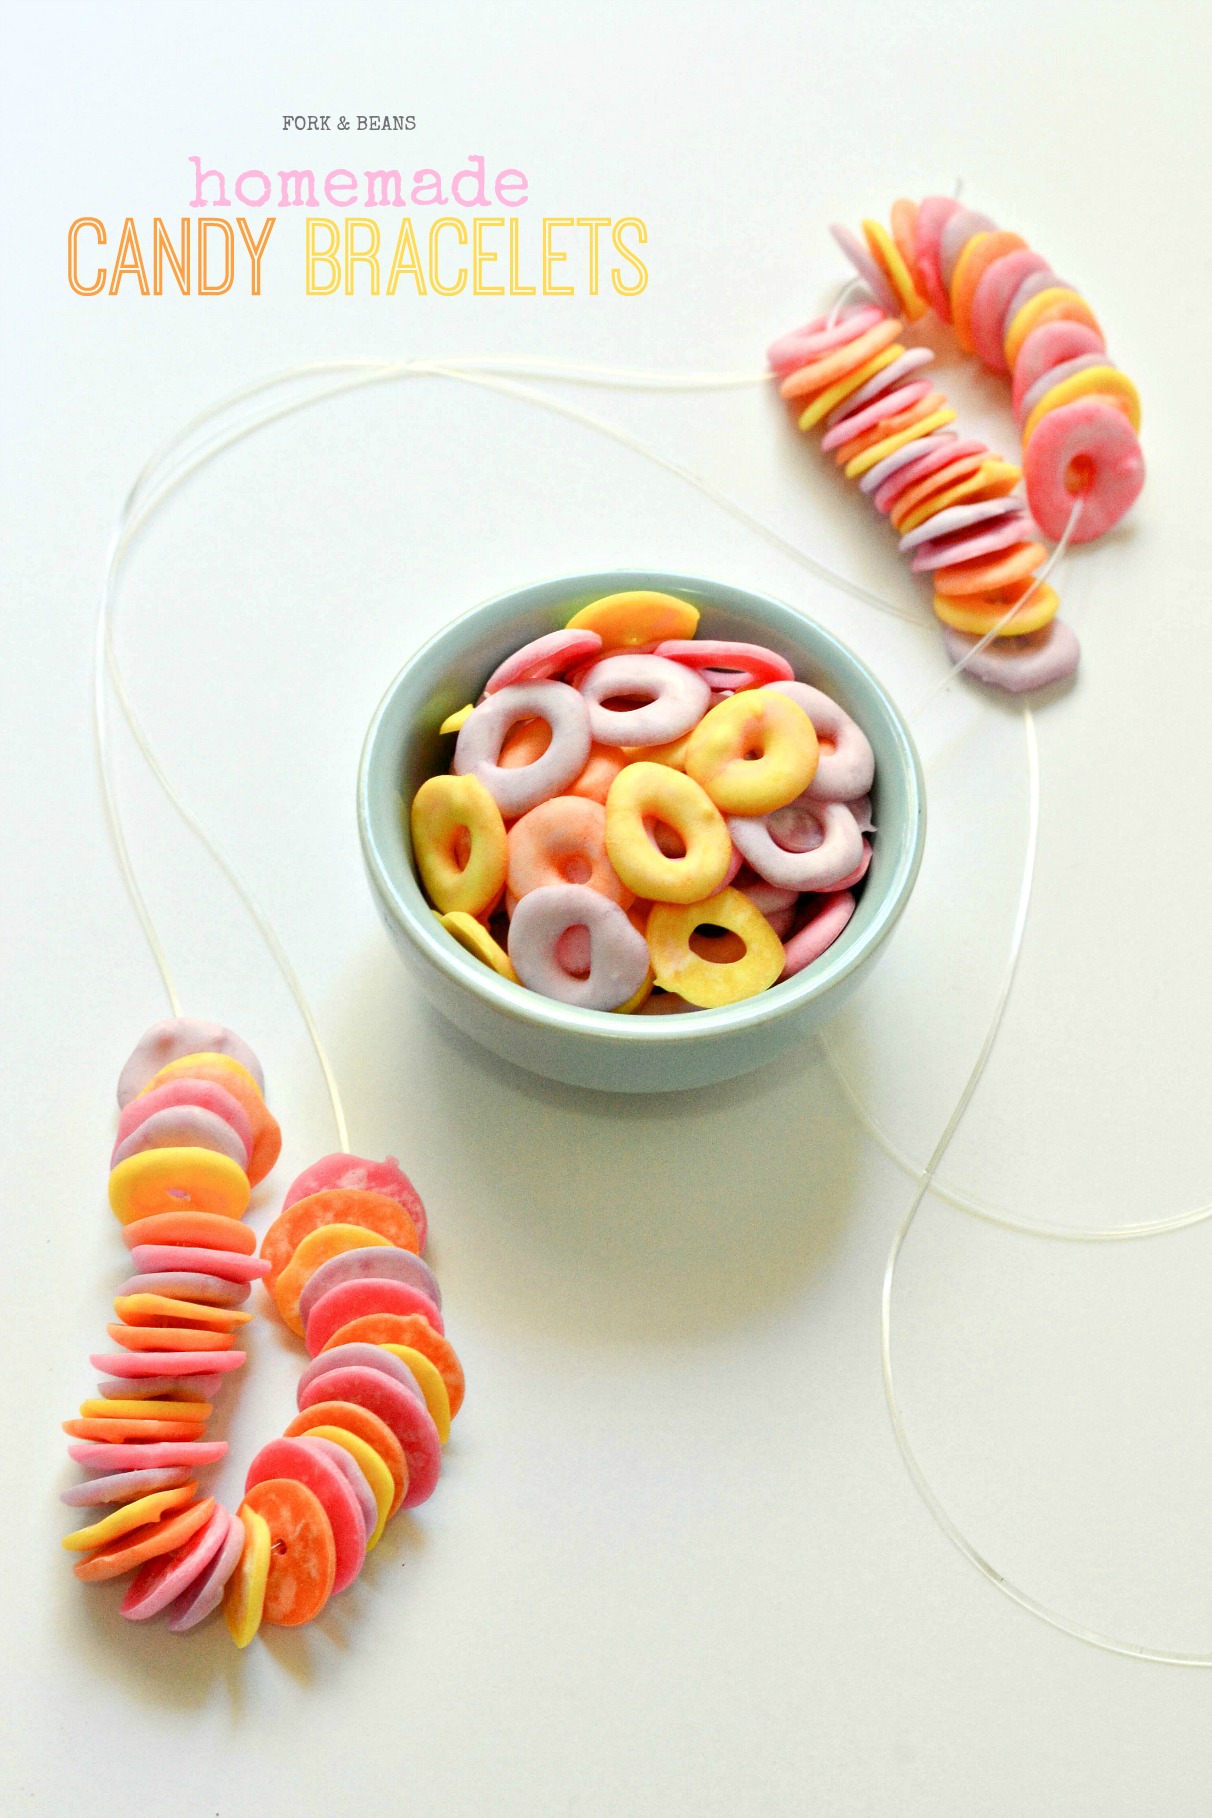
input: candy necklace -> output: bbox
[78,223,1210,1666]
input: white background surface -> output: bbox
[2,2,1211,1812]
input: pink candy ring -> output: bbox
[507,795,633,907]
[483,628,603,693]
[305,1278,445,1356]
[937,209,997,293]
[912,196,961,318]
[819,379,934,452]
[909,511,1032,571]
[941,619,1081,693]
[766,304,884,375]
[116,1017,264,1107]
[281,1153,427,1252]
[454,681,592,818]
[824,347,935,428]
[780,892,858,978]
[114,1077,254,1166]
[1015,353,1112,427]
[768,681,875,801]
[297,1342,427,1406]
[110,1104,250,1172]
[871,437,987,513]
[1022,395,1145,543]
[653,639,794,690]
[1011,320,1107,415]
[297,1365,442,1509]
[859,432,960,496]
[67,1439,229,1470]
[246,1436,366,1593]
[507,883,650,1010]
[166,1505,246,1631]
[121,1501,232,1621]
[969,248,1052,372]
[576,653,710,747]
[129,1244,270,1282]
[728,798,863,891]
[297,1246,441,1332]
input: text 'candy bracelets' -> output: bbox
[769,198,1144,694]
[62,1017,463,1643]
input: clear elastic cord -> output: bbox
[93,336,1211,1665]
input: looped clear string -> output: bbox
[93,318,1210,1664]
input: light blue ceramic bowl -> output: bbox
[358,571,925,1093]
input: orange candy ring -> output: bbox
[73,1496,215,1582]
[260,1187,420,1287]
[320,1311,465,1419]
[241,1478,336,1627]
[285,1401,409,1516]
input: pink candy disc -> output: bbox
[117,1017,264,1108]
[282,1153,427,1253]
[908,512,1032,571]
[969,248,1052,371]
[67,1440,229,1470]
[819,380,934,452]
[110,1103,250,1172]
[912,196,962,319]
[898,494,1025,552]
[246,1436,366,1594]
[1023,397,1144,542]
[576,653,710,747]
[304,1277,445,1357]
[60,1466,196,1506]
[166,1505,246,1632]
[484,628,603,693]
[115,1270,252,1307]
[728,798,863,892]
[941,618,1081,694]
[871,437,988,513]
[507,883,650,1010]
[297,1246,441,1333]
[297,1342,427,1406]
[90,1349,246,1377]
[121,1502,232,1621]
[1016,353,1112,428]
[768,681,875,801]
[1011,320,1108,416]
[766,304,884,375]
[297,1366,442,1510]
[823,347,935,429]
[780,892,857,978]
[454,681,592,817]
[129,1244,270,1283]
[114,1077,254,1166]
[828,224,899,316]
[653,640,794,690]
[859,432,960,496]
[1003,268,1067,334]
[937,208,997,293]
[300,1437,377,1542]
[820,837,873,893]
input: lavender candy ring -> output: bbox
[116,1017,264,1107]
[768,680,875,802]
[166,1505,246,1632]
[857,432,959,496]
[909,512,1032,572]
[507,883,650,1010]
[824,346,935,429]
[766,304,884,375]
[297,1341,427,1405]
[829,222,900,316]
[729,798,863,891]
[298,1245,442,1333]
[60,1465,196,1507]
[115,1270,252,1308]
[110,1103,250,1171]
[942,619,1080,694]
[897,495,1025,553]
[96,1373,225,1402]
[454,680,591,818]
[484,628,603,693]
[936,209,997,292]
[1015,353,1114,427]
[121,1503,233,1622]
[576,653,711,747]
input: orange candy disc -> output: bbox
[240,1479,336,1627]
[320,1312,465,1418]
[260,1188,421,1287]
[73,1496,215,1582]
[285,1401,409,1517]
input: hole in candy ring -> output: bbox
[557,853,593,886]
[647,818,688,859]
[1065,453,1095,495]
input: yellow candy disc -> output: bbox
[434,910,519,982]
[612,967,655,1014]
[1004,288,1101,369]
[224,1503,272,1648]
[797,344,904,431]
[647,888,786,1008]
[604,763,731,904]
[895,460,1022,534]
[862,219,926,321]
[379,1342,453,1444]
[1020,367,1141,446]
[439,703,475,735]
[932,584,1059,638]
[61,1482,198,1551]
[410,773,507,916]
[565,590,700,649]
[273,1223,394,1336]
[684,690,818,816]
[303,1424,395,1547]
[108,1146,251,1225]
[843,406,958,479]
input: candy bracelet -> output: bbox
[61,1015,462,1642]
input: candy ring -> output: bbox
[434,910,519,982]
[409,773,508,915]
[604,763,731,903]
[111,1104,249,1171]
[576,652,711,747]
[940,619,1081,693]
[108,1146,251,1225]
[453,681,591,817]
[647,887,785,1008]
[653,639,794,690]
[483,628,603,693]
[1011,321,1106,415]
[507,795,633,907]
[768,680,875,802]
[140,1054,281,1186]
[728,798,863,891]
[780,892,858,978]
[117,1019,265,1106]
[1022,398,1146,543]
[564,589,700,648]
[114,1077,255,1167]
[684,690,818,816]
[931,584,1059,639]
[506,883,650,1010]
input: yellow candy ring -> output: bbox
[1020,366,1140,447]
[932,584,1059,639]
[108,1145,251,1224]
[647,888,786,1008]
[684,690,818,816]
[565,589,700,649]
[434,910,520,982]
[224,1503,271,1647]
[410,773,507,915]
[604,762,731,904]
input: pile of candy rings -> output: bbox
[61,1016,461,1642]
[768,197,1144,694]
[411,590,876,1014]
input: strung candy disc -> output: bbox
[320,1312,465,1418]
[240,1479,336,1627]
[61,1482,198,1550]
[304,1277,445,1356]
[281,1155,428,1251]
[261,1189,421,1288]
[297,1367,442,1509]
[271,1223,395,1336]
[60,1466,196,1507]
[300,1425,393,1549]
[142,1056,280,1186]
[224,1502,272,1646]
[167,1506,246,1631]
[285,1401,409,1517]
[246,1438,366,1595]
[117,1019,265,1107]
[379,1343,453,1444]
[108,1147,251,1225]
[73,1496,215,1582]
[121,1502,232,1621]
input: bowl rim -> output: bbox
[357,568,926,1046]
